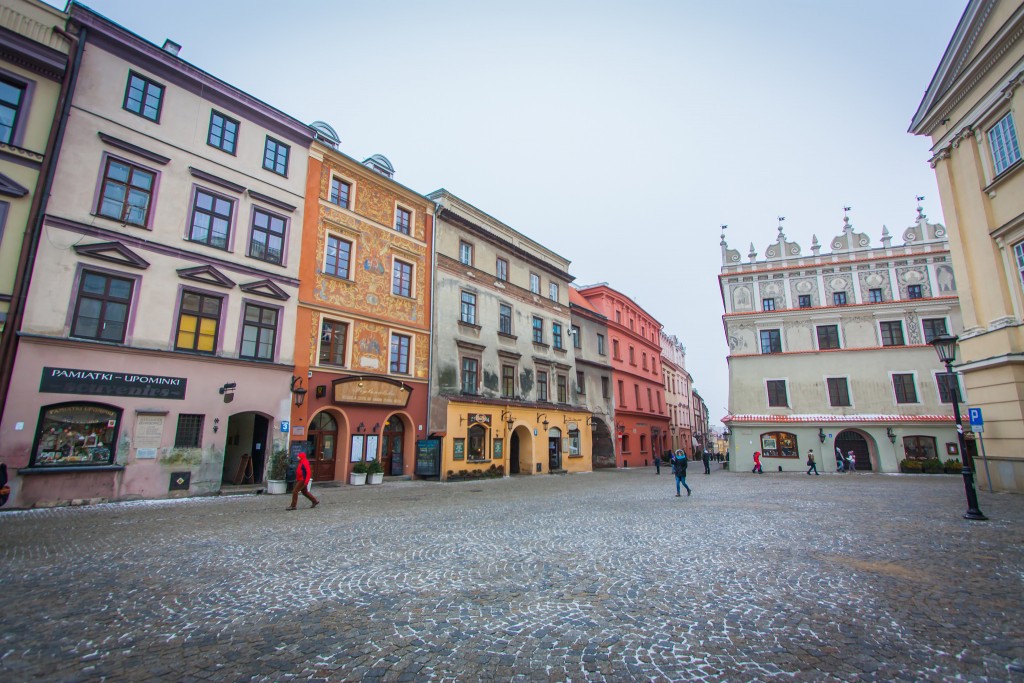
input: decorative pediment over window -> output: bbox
[73,241,150,269]
[0,172,29,197]
[177,264,236,288]
[239,278,289,301]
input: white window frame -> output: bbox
[391,256,415,298]
[328,172,356,209]
[394,201,414,235]
[988,111,1021,177]
[317,316,352,367]
[824,375,853,407]
[529,272,540,294]
[549,282,559,301]
[322,230,356,281]
[389,330,413,375]
[459,240,474,266]
[765,377,789,408]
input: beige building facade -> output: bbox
[910,0,1024,492]
[721,213,963,474]
[0,5,312,507]
[660,332,692,453]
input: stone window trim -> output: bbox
[459,240,474,267]
[825,375,852,407]
[986,111,1022,179]
[92,152,161,230]
[891,371,919,405]
[323,232,355,281]
[460,353,481,395]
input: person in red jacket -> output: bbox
[752,450,763,474]
[287,452,319,510]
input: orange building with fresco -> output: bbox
[291,125,433,483]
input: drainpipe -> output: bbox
[0,23,85,419]
[422,199,442,477]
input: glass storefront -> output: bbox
[31,403,121,467]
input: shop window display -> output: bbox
[759,431,797,458]
[31,403,121,467]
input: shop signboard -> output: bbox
[40,367,186,400]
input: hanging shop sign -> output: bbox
[332,376,410,407]
[40,367,186,400]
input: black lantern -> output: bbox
[818,428,826,444]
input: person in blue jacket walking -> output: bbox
[672,450,691,497]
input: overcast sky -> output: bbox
[57,0,967,429]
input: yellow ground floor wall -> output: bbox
[960,360,1024,493]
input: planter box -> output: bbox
[350,472,367,486]
[367,472,383,485]
[267,480,287,495]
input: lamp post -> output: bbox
[930,334,987,521]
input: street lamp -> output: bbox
[930,334,987,521]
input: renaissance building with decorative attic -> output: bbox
[720,208,965,474]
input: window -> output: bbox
[893,373,918,403]
[629,346,635,365]
[760,329,782,354]
[634,384,641,407]
[240,303,278,361]
[392,260,413,297]
[759,431,797,458]
[988,112,1021,176]
[248,208,286,265]
[880,321,905,347]
[175,291,221,353]
[576,371,585,394]
[597,334,606,355]
[816,325,840,350]
[0,76,25,144]
[762,298,775,311]
[188,188,232,249]
[798,295,811,308]
[552,322,563,350]
[98,158,155,227]
[549,282,559,301]
[617,380,625,404]
[174,414,204,448]
[499,303,512,335]
[903,435,937,461]
[642,352,648,370]
[207,111,238,154]
[766,380,788,407]
[329,177,350,208]
[390,334,411,374]
[502,365,515,398]
[31,403,120,468]
[71,270,133,342]
[827,377,851,407]
[459,241,473,266]
[833,291,847,306]
[467,423,487,461]
[647,387,653,410]
[922,318,948,344]
[395,206,411,234]
[557,375,568,403]
[602,376,610,399]
[612,339,620,359]
[532,316,543,343]
[496,257,508,281]
[936,372,962,404]
[324,235,352,279]
[461,357,478,394]
[123,72,163,122]
[530,272,540,294]
[907,284,923,299]
[537,371,548,401]
[868,288,883,303]
[263,137,289,176]
[571,325,581,349]
[460,291,477,325]
[319,319,348,366]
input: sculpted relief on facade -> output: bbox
[731,284,753,312]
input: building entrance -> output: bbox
[836,430,872,471]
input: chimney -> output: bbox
[162,39,182,56]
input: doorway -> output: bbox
[510,429,521,474]
[307,411,338,481]
[548,427,562,471]
[836,430,872,471]
[221,412,269,485]
[591,418,615,468]
[382,416,405,476]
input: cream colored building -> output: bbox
[0,5,312,507]
[660,332,692,453]
[910,0,1024,492]
[721,212,963,474]
[427,189,592,480]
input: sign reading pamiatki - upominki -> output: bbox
[40,367,187,400]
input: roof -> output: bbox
[723,414,960,424]
[568,287,599,313]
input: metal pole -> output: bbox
[946,365,987,520]
[977,432,993,494]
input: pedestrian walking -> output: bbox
[835,447,845,472]
[847,450,857,473]
[702,448,711,474]
[654,452,662,475]
[752,450,763,474]
[287,452,319,510]
[806,449,819,475]
[672,450,691,497]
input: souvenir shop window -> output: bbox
[31,403,121,467]
[759,431,797,458]
[467,424,488,462]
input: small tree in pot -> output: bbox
[267,448,288,494]
[366,458,384,484]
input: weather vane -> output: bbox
[777,216,785,223]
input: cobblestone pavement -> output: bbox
[1,468,1023,682]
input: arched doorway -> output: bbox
[836,430,873,471]
[307,411,338,481]
[548,427,562,471]
[510,425,533,474]
[591,418,615,468]
[381,415,406,476]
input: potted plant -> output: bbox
[922,458,944,474]
[366,458,384,485]
[900,458,924,474]
[267,448,288,494]
[944,458,962,474]
[350,460,368,486]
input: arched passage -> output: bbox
[509,425,533,474]
[591,417,615,468]
[835,429,876,471]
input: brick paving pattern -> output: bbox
[1,469,1022,682]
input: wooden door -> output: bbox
[382,418,405,476]
[308,412,338,481]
